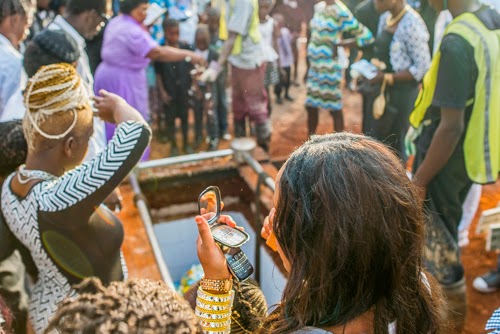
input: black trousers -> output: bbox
[162,102,189,148]
[413,137,472,285]
[274,66,291,98]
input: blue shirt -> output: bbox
[0,34,24,119]
[149,0,173,44]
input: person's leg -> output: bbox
[330,109,344,133]
[216,74,229,139]
[306,106,319,136]
[474,254,500,293]
[165,103,178,156]
[274,70,283,102]
[193,97,204,149]
[206,84,220,151]
[265,85,272,115]
[232,66,248,138]
[303,28,311,84]
[178,103,190,154]
[413,147,472,333]
[292,35,299,85]
[244,65,271,151]
[255,120,272,152]
[157,105,169,143]
[284,66,293,100]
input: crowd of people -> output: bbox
[0,0,499,333]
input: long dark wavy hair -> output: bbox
[263,133,447,333]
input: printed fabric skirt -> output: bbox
[306,50,343,111]
[264,61,280,86]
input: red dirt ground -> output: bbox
[149,55,500,333]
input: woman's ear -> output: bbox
[63,136,75,159]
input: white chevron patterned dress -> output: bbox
[1,121,151,334]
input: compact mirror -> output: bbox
[198,186,250,248]
[198,186,221,226]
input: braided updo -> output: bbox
[45,278,203,334]
[23,63,91,150]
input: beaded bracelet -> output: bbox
[196,287,234,334]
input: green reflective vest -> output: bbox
[409,12,500,184]
[218,0,261,55]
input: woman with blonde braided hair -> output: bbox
[1,63,151,334]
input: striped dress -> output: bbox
[306,1,374,111]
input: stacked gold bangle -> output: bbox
[196,287,234,334]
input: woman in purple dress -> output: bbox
[94,0,204,160]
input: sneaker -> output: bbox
[208,138,219,151]
[473,271,500,293]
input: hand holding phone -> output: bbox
[198,186,250,248]
[196,186,254,281]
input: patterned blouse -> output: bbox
[377,9,431,81]
[1,121,151,334]
[487,308,500,333]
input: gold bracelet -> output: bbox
[199,319,231,329]
[195,309,231,321]
[200,276,233,294]
[197,287,233,303]
[196,288,233,334]
[196,300,232,311]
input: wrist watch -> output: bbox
[200,276,233,294]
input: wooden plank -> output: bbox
[118,185,162,281]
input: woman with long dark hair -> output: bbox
[193,133,447,333]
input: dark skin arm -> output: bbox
[147,46,205,65]
[217,31,238,68]
[413,108,465,198]
[369,69,416,84]
[336,38,357,48]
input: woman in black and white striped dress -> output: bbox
[1,63,151,334]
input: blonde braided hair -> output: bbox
[23,63,90,149]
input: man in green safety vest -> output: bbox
[407,0,500,331]
[212,0,270,151]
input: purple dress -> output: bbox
[94,15,158,160]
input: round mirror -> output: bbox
[198,186,221,225]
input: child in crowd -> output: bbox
[155,18,194,156]
[273,13,294,104]
[259,0,280,115]
[205,7,230,141]
[193,25,223,151]
[206,7,224,53]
